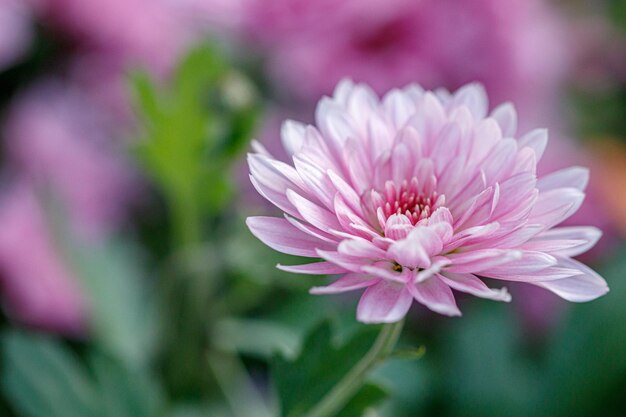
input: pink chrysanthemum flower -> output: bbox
[246,80,608,323]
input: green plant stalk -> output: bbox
[304,320,404,417]
[169,184,201,248]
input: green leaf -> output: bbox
[88,351,163,417]
[130,71,161,124]
[336,383,388,417]
[70,240,157,369]
[272,320,388,417]
[1,330,100,417]
[129,42,260,235]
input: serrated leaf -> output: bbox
[1,330,100,417]
[272,320,387,417]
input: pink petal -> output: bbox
[490,102,517,137]
[277,262,346,275]
[537,167,589,192]
[293,154,337,209]
[518,129,548,161]
[481,251,558,276]
[522,226,602,257]
[445,249,522,273]
[439,272,511,301]
[249,175,301,219]
[426,207,454,242]
[450,83,488,120]
[286,189,342,232]
[466,223,543,251]
[490,172,537,220]
[408,276,461,316]
[444,222,500,251]
[533,257,609,302]
[469,119,502,166]
[387,226,443,269]
[281,120,306,156]
[356,280,413,323]
[384,214,413,240]
[317,249,371,272]
[338,238,386,259]
[382,88,415,128]
[483,266,584,282]
[327,169,362,215]
[415,257,451,282]
[529,188,585,229]
[310,273,378,295]
[284,215,339,244]
[482,138,517,185]
[246,217,334,257]
[315,97,356,156]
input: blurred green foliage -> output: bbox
[132,43,260,246]
[272,320,388,417]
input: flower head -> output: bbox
[247,80,608,323]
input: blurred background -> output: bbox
[0,0,625,416]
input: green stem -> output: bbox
[305,320,404,417]
[169,185,201,248]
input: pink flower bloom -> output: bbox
[245,0,567,117]
[32,0,191,75]
[0,183,87,335]
[246,80,608,323]
[3,81,136,237]
[0,0,33,69]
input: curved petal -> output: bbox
[537,167,589,192]
[281,120,306,156]
[533,257,609,302]
[247,217,335,257]
[491,102,517,137]
[445,249,522,273]
[387,226,442,269]
[310,273,378,294]
[522,226,602,257]
[529,188,585,230]
[356,281,413,323]
[408,276,461,316]
[439,272,511,301]
[277,262,346,275]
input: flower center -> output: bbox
[381,178,443,224]
[362,177,445,229]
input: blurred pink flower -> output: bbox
[247,80,607,324]
[31,0,191,75]
[244,0,568,118]
[3,81,136,237]
[0,183,87,335]
[27,0,204,123]
[0,0,33,69]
